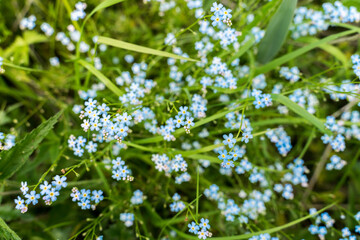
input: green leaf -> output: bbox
[257,0,298,63]
[0,217,21,240]
[0,110,63,180]
[84,0,126,24]
[2,61,46,73]
[22,31,48,45]
[297,37,349,69]
[272,94,332,135]
[256,29,356,75]
[97,36,199,62]
[0,111,11,126]
[78,59,123,96]
[342,0,360,10]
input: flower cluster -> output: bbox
[307,209,360,239]
[204,184,273,224]
[169,193,185,212]
[326,155,347,170]
[111,157,133,181]
[71,2,87,21]
[70,188,104,210]
[224,109,251,130]
[68,98,137,157]
[151,153,188,176]
[175,172,191,184]
[273,183,294,200]
[203,57,238,90]
[20,15,36,30]
[252,74,267,89]
[0,132,15,151]
[279,66,301,83]
[323,116,346,152]
[40,22,54,36]
[116,62,156,106]
[120,213,134,227]
[14,175,67,213]
[252,89,272,109]
[195,2,240,48]
[188,218,212,239]
[249,233,279,240]
[130,190,144,205]
[49,56,60,66]
[217,136,249,169]
[352,54,360,79]
[288,89,319,114]
[265,127,292,156]
[283,158,309,187]
[291,2,360,39]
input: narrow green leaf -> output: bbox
[84,0,126,24]
[78,59,123,96]
[2,61,46,73]
[256,29,356,75]
[272,94,331,135]
[0,110,63,180]
[97,36,199,62]
[257,0,298,63]
[297,37,349,69]
[0,217,21,240]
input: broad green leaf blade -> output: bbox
[84,0,126,23]
[297,37,349,69]
[0,110,63,180]
[0,217,21,240]
[257,0,298,63]
[97,36,199,62]
[256,29,356,75]
[78,59,123,96]
[272,94,331,135]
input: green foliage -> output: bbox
[0,217,21,240]
[0,110,63,180]
[256,29,357,75]
[257,0,298,63]
[84,0,127,24]
[97,36,199,62]
[272,94,332,135]
[78,59,124,96]
[0,0,359,239]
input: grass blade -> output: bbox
[257,0,298,63]
[78,59,123,96]
[84,0,126,24]
[0,217,21,240]
[97,36,199,62]
[272,94,331,135]
[256,29,357,75]
[0,110,63,180]
[297,36,349,69]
